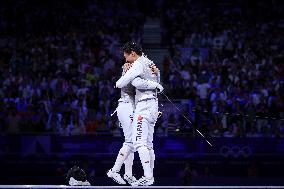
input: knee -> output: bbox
[133,141,147,151]
[124,136,132,144]
[123,142,135,152]
[133,135,147,151]
[147,142,153,150]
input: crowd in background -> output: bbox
[159,0,284,137]
[0,0,283,137]
[0,0,145,135]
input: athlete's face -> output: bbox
[124,51,138,63]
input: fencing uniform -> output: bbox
[109,66,161,185]
[116,54,161,184]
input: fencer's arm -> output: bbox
[116,61,143,88]
[131,77,160,90]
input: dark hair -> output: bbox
[122,42,143,56]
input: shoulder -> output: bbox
[132,59,144,69]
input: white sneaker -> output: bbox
[123,174,137,185]
[69,177,91,186]
[106,169,126,185]
[131,176,154,186]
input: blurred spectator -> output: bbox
[0,0,283,138]
[0,0,146,135]
[159,0,283,138]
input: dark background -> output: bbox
[0,0,283,186]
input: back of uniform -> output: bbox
[130,55,160,185]
[134,55,160,104]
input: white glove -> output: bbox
[156,83,164,93]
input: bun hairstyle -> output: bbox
[122,42,143,56]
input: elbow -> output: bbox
[131,80,137,88]
[116,81,123,88]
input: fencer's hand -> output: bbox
[123,62,132,72]
[150,64,159,75]
[156,83,164,93]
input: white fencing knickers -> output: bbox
[111,101,135,175]
[132,98,158,179]
[117,101,134,147]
